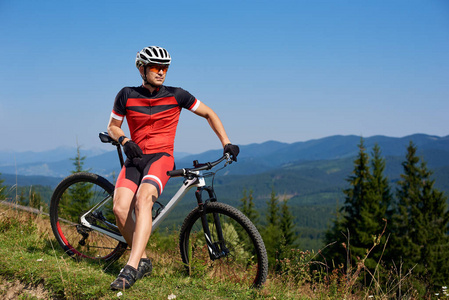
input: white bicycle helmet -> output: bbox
[136,46,171,68]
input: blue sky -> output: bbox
[1,0,448,154]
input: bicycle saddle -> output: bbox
[99,132,115,144]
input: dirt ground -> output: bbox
[0,277,49,300]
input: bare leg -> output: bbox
[126,183,158,269]
[110,184,157,290]
[112,187,137,246]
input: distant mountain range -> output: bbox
[0,147,108,167]
[1,134,448,190]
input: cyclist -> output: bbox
[107,46,240,290]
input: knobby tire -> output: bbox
[179,202,268,288]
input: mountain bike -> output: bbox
[49,132,268,287]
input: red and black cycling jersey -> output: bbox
[111,85,201,155]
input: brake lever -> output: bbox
[224,153,233,165]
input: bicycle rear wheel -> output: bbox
[179,202,268,288]
[50,172,127,262]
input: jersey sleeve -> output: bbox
[111,87,129,121]
[173,88,201,112]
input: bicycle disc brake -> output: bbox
[209,240,231,259]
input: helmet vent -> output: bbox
[151,48,159,56]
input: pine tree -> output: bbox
[344,139,373,260]
[60,145,93,222]
[361,144,393,268]
[323,139,371,268]
[369,144,393,223]
[29,188,43,210]
[251,189,299,269]
[389,142,449,288]
[274,197,300,272]
[70,145,90,173]
[267,189,279,227]
[323,140,391,271]
[262,189,282,267]
[280,198,296,248]
[240,189,259,225]
[18,189,27,206]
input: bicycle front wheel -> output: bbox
[50,172,127,262]
[179,202,268,288]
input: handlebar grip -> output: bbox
[167,169,186,177]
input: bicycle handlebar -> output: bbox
[167,154,230,177]
[98,132,232,177]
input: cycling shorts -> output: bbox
[115,153,174,197]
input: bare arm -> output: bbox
[107,116,130,146]
[193,102,231,147]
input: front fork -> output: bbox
[195,186,230,260]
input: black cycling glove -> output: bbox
[223,143,240,162]
[123,140,143,159]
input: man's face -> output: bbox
[141,64,169,86]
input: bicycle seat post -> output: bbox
[116,144,125,168]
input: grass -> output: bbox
[0,204,312,299]
[0,203,443,299]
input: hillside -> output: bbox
[2,205,432,299]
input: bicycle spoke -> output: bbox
[50,173,127,262]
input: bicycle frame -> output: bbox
[79,171,207,244]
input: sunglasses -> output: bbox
[147,65,169,74]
